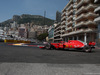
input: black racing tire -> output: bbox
[45,43,51,50]
[63,45,69,50]
[83,45,92,53]
[63,45,65,50]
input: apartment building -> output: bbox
[54,22,62,42]
[94,0,100,45]
[61,0,98,43]
[56,11,61,23]
[18,27,27,38]
[61,5,67,40]
[54,11,62,42]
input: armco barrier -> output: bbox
[4,39,31,43]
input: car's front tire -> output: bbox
[45,43,51,50]
[83,45,92,52]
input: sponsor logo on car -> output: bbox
[66,45,68,48]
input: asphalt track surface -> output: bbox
[0,42,100,64]
[0,42,100,75]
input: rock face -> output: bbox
[0,14,54,27]
[13,15,20,21]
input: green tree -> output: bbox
[37,33,48,41]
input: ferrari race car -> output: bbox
[39,40,96,52]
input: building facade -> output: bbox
[94,0,100,45]
[0,29,4,38]
[56,11,61,23]
[54,22,62,42]
[18,27,27,38]
[48,25,54,42]
[54,11,62,42]
[28,27,36,39]
[60,0,98,43]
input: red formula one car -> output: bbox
[39,40,96,52]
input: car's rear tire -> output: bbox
[83,45,92,53]
[63,45,65,50]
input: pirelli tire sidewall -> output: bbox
[83,45,92,53]
[45,43,51,50]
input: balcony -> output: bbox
[62,28,97,37]
[76,4,96,15]
[67,21,73,26]
[75,14,85,21]
[62,29,84,37]
[85,20,96,25]
[66,27,72,31]
[54,34,61,37]
[54,26,61,31]
[61,25,66,29]
[75,20,96,28]
[67,4,73,11]
[67,15,73,21]
[86,12,97,18]
[74,29,84,34]
[54,30,61,34]
[85,28,97,33]
[76,0,89,8]
[61,12,66,17]
[94,6,100,13]
[94,16,100,23]
[67,10,73,16]
[61,30,65,33]
[54,33,61,36]
[54,38,62,41]
[61,16,66,21]
[86,4,96,10]
[94,0,100,4]
[76,0,90,8]
[61,21,66,25]
[76,12,97,21]
[75,6,85,15]
[55,23,61,29]
[75,21,85,28]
